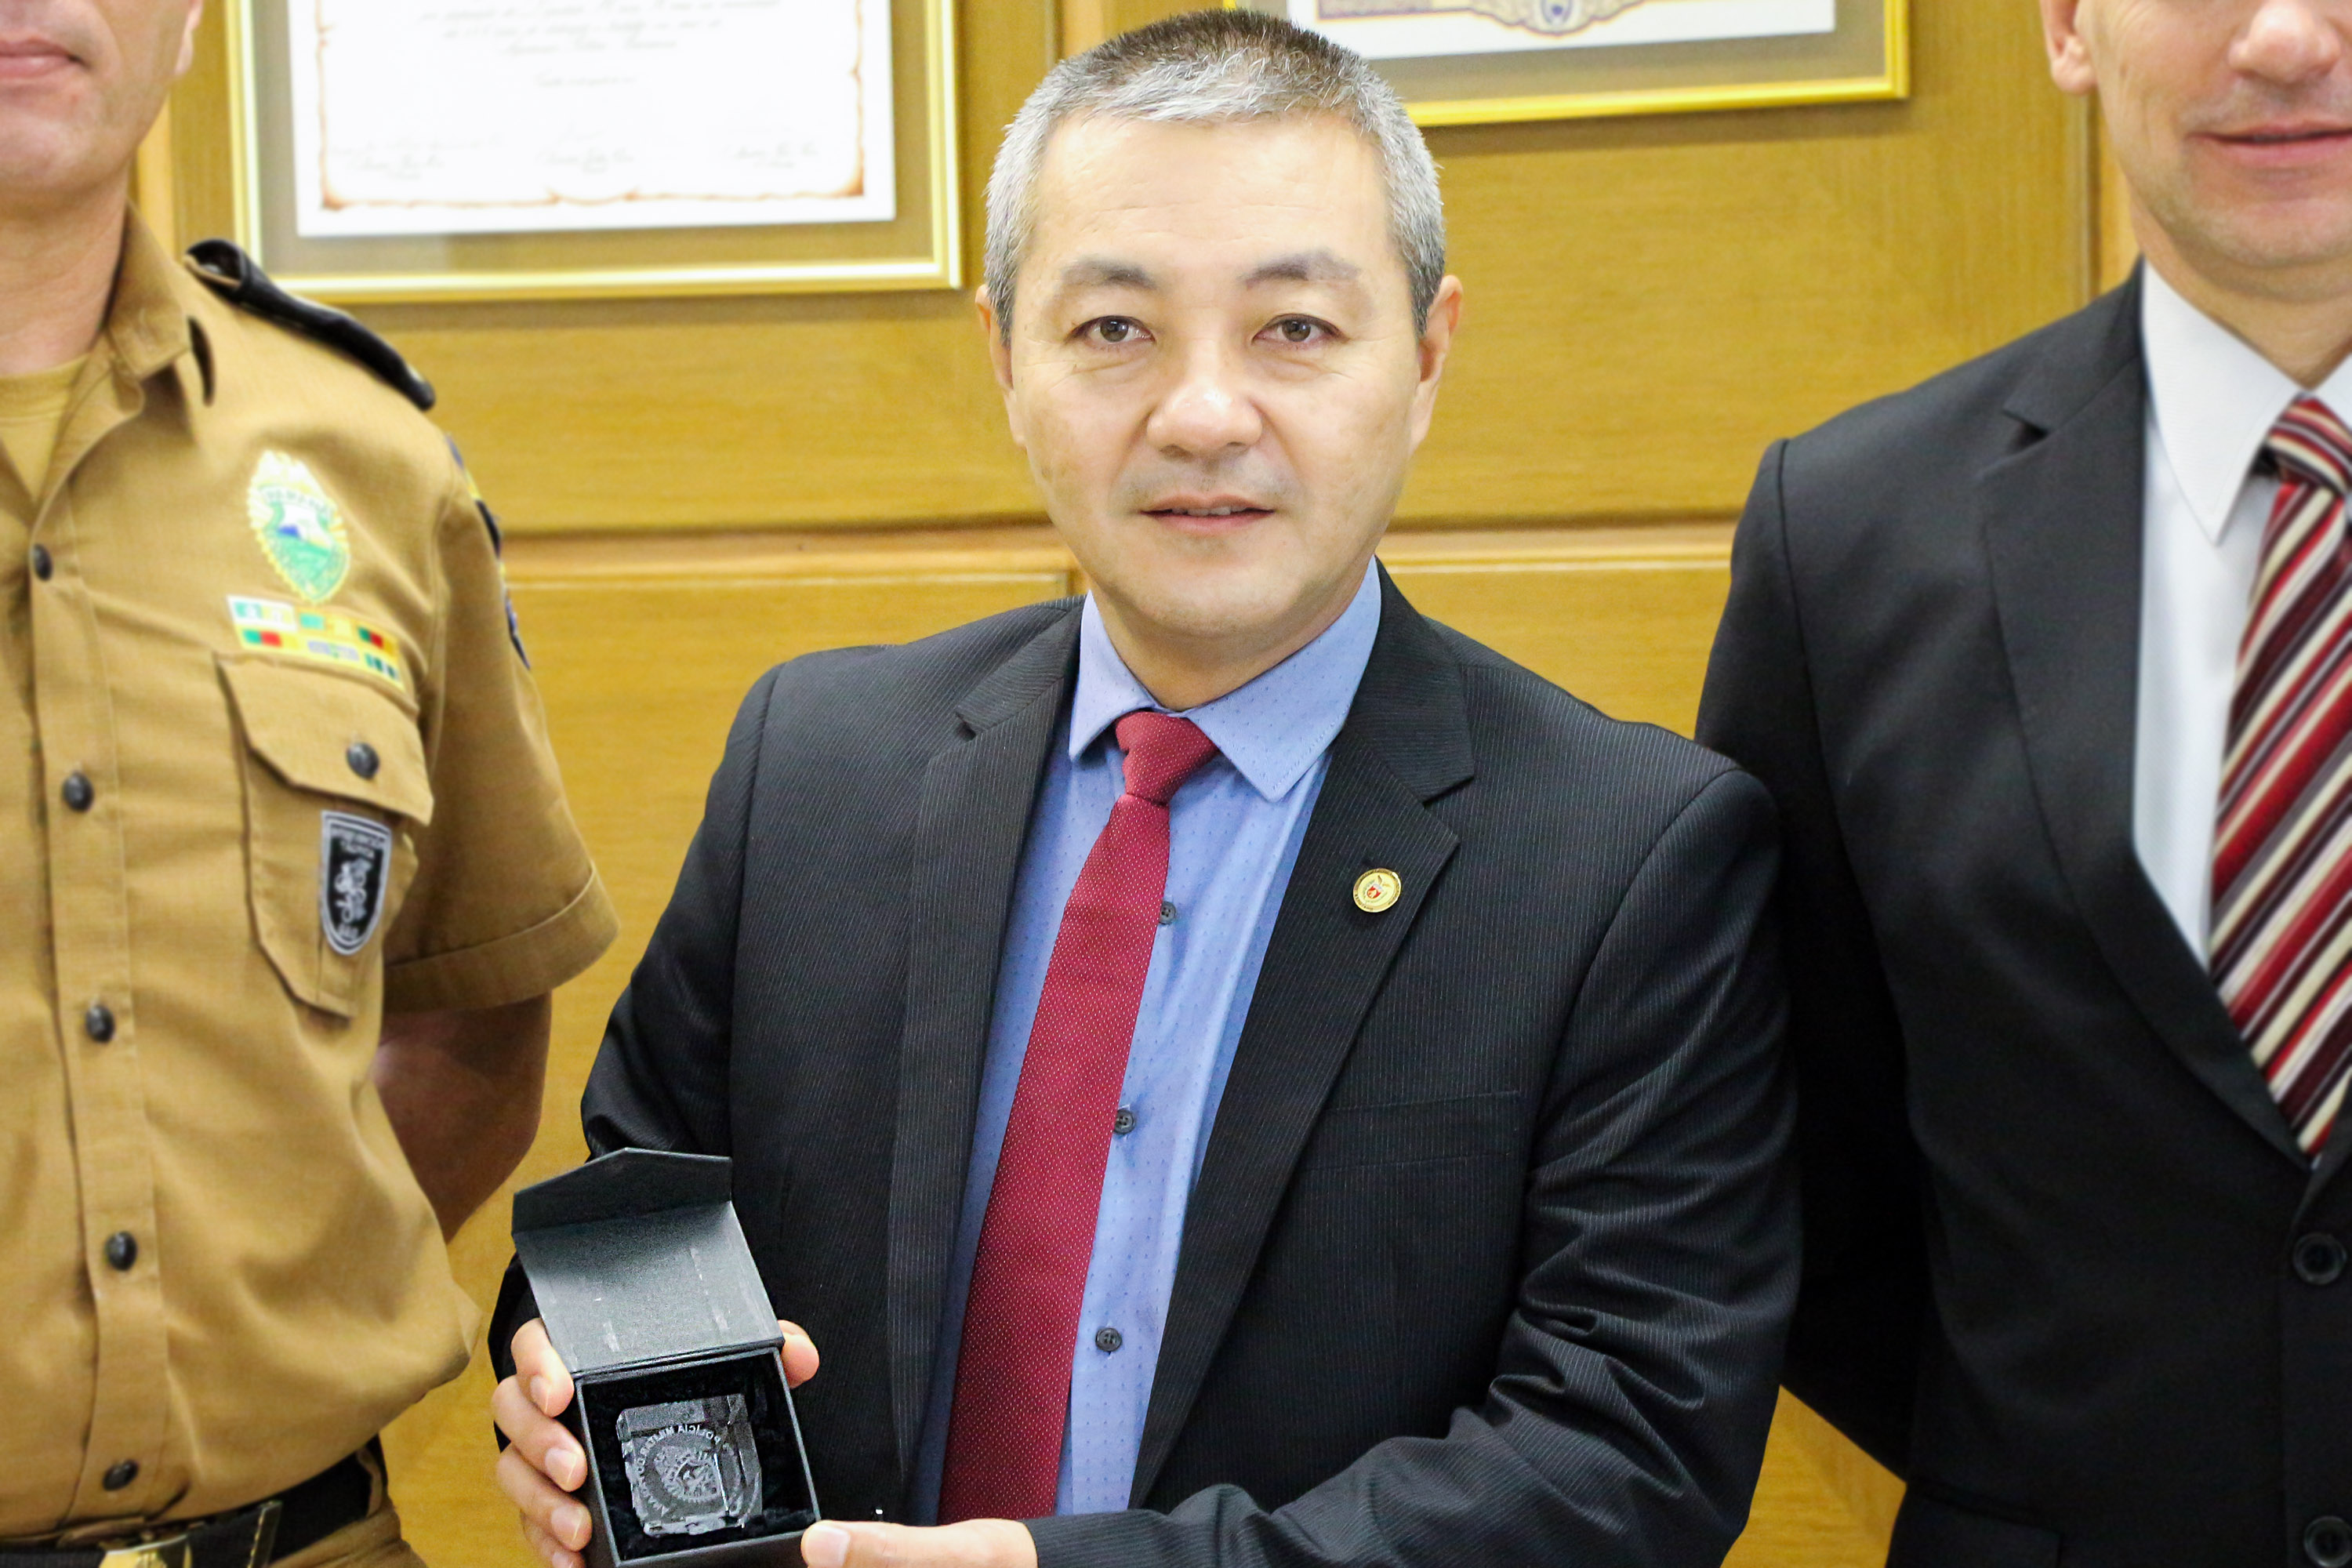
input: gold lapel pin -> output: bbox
[1353,868,1402,913]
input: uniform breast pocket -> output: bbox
[219,655,434,1018]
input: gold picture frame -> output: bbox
[1235,0,1907,126]
[215,0,960,303]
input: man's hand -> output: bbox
[492,1316,822,1568]
[797,1519,1036,1568]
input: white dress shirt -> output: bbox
[2133,267,2352,953]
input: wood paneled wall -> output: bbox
[162,1,2089,535]
[147,1,2103,1562]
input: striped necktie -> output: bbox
[2212,396,2352,1154]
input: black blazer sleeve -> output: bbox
[1695,441,1926,1475]
[1027,766,1797,1568]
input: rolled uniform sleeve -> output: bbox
[381,474,616,1011]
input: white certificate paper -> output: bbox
[285,0,895,238]
[1290,0,1834,63]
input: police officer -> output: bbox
[2,4,619,1567]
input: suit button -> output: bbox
[61,771,93,812]
[105,1232,137,1271]
[1094,1327,1123,1353]
[347,742,379,780]
[2296,1234,2347,1286]
[85,1003,115,1043]
[2307,1516,2352,1567]
[102,1460,138,1491]
[30,544,51,581]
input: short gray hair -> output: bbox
[984,9,1445,343]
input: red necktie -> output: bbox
[2212,397,2352,1152]
[937,710,1220,1522]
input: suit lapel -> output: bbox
[1131,572,1474,1504]
[884,607,1081,1486]
[1980,277,2304,1168]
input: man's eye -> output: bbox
[1089,318,1140,344]
[1272,318,1323,344]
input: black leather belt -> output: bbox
[4,1444,377,1568]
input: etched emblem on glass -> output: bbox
[619,1396,761,1536]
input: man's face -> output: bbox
[985,113,1458,677]
[0,0,202,211]
[2048,0,2352,285]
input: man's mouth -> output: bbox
[0,37,76,79]
[1145,497,1274,523]
[2209,120,2352,151]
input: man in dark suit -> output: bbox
[491,13,1795,1568]
[1697,2,2352,1564]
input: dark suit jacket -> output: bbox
[500,570,1795,1567]
[1698,274,2352,1568]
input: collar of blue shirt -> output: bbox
[1068,559,1384,803]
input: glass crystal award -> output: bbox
[618,1396,763,1537]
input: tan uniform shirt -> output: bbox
[0,357,85,501]
[0,214,619,1537]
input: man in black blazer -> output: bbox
[492,13,1795,1568]
[1698,2,2352,1564]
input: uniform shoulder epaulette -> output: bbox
[183,239,436,412]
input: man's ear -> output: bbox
[978,286,1015,393]
[1408,274,1464,448]
[177,0,205,79]
[976,286,1026,449]
[2041,0,2099,96]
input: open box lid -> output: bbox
[512,1149,783,1379]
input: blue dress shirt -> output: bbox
[910,561,1383,1520]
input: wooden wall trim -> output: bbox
[500,521,1737,586]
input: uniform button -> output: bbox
[1159,901,1177,927]
[346,742,379,780]
[1094,1327,1123,1354]
[85,1003,115,1044]
[105,1232,137,1271]
[102,1460,138,1492]
[2307,1516,2352,1568]
[30,544,51,581]
[1112,1106,1137,1137]
[60,771,93,812]
[2296,1234,2347,1287]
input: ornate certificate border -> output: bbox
[220,0,960,301]
[1237,0,1907,126]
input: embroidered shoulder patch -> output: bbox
[320,811,393,956]
[230,596,407,690]
[447,437,530,668]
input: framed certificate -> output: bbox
[1236,0,1906,125]
[216,0,959,301]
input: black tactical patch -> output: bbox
[320,811,394,957]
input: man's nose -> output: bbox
[1147,341,1264,457]
[2233,0,2347,86]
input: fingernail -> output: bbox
[558,1448,585,1490]
[529,1375,553,1412]
[801,1522,850,1568]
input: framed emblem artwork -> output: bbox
[187,0,960,301]
[1232,0,1907,124]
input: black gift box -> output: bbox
[513,1149,822,1568]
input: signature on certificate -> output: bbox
[1318,0,1647,35]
